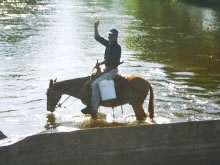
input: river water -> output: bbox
[0,0,220,140]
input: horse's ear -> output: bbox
[54,78,57,83]
[49,79,53,88]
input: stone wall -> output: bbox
[0,120,220,165]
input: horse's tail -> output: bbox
[148,83,154,120]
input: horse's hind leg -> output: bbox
[141,106,147,118]
[132,104,146,121]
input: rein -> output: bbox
[56,96,71,108]
[55,76,90,109]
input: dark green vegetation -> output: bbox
[182,0,220,7]
[124,0,220,73]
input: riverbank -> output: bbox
[0,120,219,165]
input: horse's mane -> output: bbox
[55,76,90,91]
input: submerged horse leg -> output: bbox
[131,104,146,121]
[91,113,97,119]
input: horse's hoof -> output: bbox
[150,118,156,123]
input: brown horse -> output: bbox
[46,75,154,121]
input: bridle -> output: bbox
[56,95,71,108]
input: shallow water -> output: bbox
[0,0,220,140]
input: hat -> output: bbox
[108,28,119,35]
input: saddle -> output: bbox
[80,74,128,105]
[114,75,128,101]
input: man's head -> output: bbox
[108,28,118,43]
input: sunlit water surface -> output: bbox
[0,0,220,143]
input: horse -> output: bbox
[46,73,154,121]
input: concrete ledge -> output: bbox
[0,120,220,165]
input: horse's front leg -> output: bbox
[91,113,97,119]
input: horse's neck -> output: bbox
[55,77,89,99]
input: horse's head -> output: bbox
[46,79,62,112]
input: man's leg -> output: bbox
[81,69,118,114]
[90,69,118,113]
[90,79,100,112]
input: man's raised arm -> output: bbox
[94,20,100,39]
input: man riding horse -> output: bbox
[81,20,122,115]
[46,21,154,121]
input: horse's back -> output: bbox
[102,75,150,106]
[127,75,149,84]
[126,75,151,91]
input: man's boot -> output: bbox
[81,105,92,114]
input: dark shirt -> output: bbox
[95,35,121,70]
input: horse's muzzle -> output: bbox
[47,105,55,112]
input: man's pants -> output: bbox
[91,68,118,113]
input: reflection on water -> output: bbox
[124,0,220,72]
[45,112,151,132]
[45,113,60,130]
[123,0,220,122]
[0,0,220,140]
